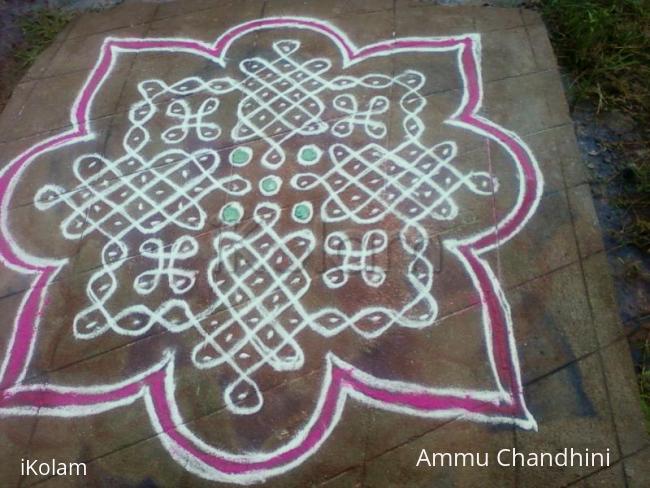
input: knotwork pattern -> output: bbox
[323,229,387,288]
[134,236,199,295]
[291,71,498,223]
[201,203,315,414]
[34,83,251,342]
[32,37,496,416]
[162,97,222,143]
[331,94,389,139]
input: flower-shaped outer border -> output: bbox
[0,17,543,484]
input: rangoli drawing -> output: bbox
[0,17,543,484]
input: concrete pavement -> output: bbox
[0,1,647,486]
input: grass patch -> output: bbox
[541,0,650,114]
[541,0,650,431]
[611,139,650,252]
[638,336,650,430]
[13,8,74,69]
[541,0,650,248]
[0,7,75,111]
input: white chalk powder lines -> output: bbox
[134,236,199,295]
[292,71,497,224]
[163,97,222,143]
[34,38,492,416]
[0,18,544,484]
[202,202,315,413]
[233,40,331,168]
[323,230,387,288]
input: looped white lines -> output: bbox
[291,70,498,224]
[202,202,316,414]
[0,17,546,484]
[332,94,389,139]
[310,222,437,339]
[232,40,331,168]
[323,230,387,288]
[134,236,199,295]
[35,77,252,347]
[35,149,250,238]
[31,37,472,419]
[162,97,222,143]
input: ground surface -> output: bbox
[0,1,647,487]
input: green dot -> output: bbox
[222,204,241,223]
[262,178,277,192]
[300,146,319,163]
[231,147,251,165]
[293,203,311,221]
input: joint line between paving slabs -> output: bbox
[25,367,326,485]
[17,405,41,488]
[559,121,627,472]
[564,444,650,487]
[0,12,576,483]
[0,64,561,147]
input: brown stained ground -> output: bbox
[0,1,648,487]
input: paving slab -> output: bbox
[624,446,650,487]
[0,1,647,486]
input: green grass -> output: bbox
[541,0,650,114]
[612,148,650,251]
[541,0,650,432]
[0,7,75,111]
[14,8,75,69]
[542,0,650,247]
[638,337,650,430]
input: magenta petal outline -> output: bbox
[0,17,542,483]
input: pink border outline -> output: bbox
[0,17,541,482]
